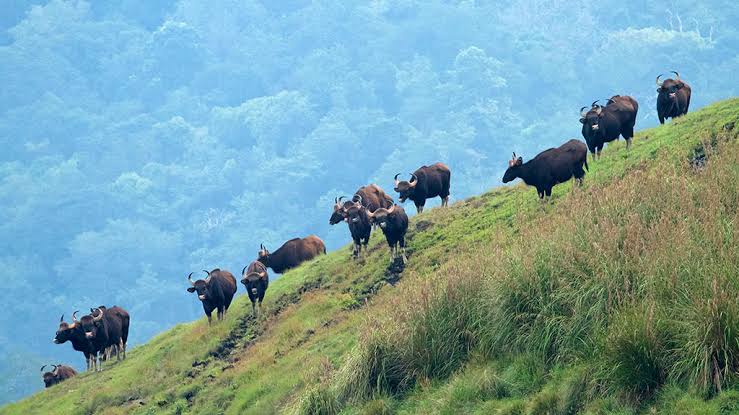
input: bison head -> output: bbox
[187,270,212,301]
[502,153,523,183]
[241,263,267,295]
[79,308,104,340]
[579,101,604,133]
[367,205,396,229]
[53,313,78,344]
[257,244,270,262]
[345,195,367,224]
[40,365,59,388]
[393,173,418,203]
[656,71,685,101]
[329,196,351,225]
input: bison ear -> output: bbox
[517,157,523,165]
[187,287,196,293]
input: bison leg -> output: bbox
[206,312,212,326]
[441,196,449,207]
[399,238,407,263]
[659,114,665,124]
[416,204,424,214]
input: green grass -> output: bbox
[2,98,739,415]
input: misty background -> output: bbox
[1,0,737,403]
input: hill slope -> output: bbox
[2,98,738,415]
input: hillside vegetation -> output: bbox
[2,98,738,415]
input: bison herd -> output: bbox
[52,305,130,378]
[42,71,690,389]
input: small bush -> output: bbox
[291,386,340,415]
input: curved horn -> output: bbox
[580,106,589,117]
[40,365,47,372]
[354,194,363,206]
[512,152,517,159]
[51,364,58,373]
[202,270,211,281]
[60,314,64,323]
[394,173,401,186]
[260,243,265,250]
[595,105,603,115]
[409,173,418,186]
[591,100,600,108]
[93,307,104,322]
[72,311,79,323]
[656,74,664,87]
[188,272,195,286]
[671,70,680,81]
[387,205,396,215]
[241,265,248,276]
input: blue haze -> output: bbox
[0,0,737,402]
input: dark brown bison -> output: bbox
[90,306,130,361]
[40,364,77,388]
[258,236,326,274]
[394,162,451,213]
[241,261,269,315]
[367,204,409,263]
[53,312,96,371]
[343,198,373,258]
[580,95,639,159]
[656,71,691,124]
[78,309,111,371]
[502,139,589,199]
[329,184,393,225]
[187,269,237,325]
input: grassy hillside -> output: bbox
[3,98,738,415]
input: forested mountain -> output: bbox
[1,0,737,403]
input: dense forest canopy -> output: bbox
[1,0,737,402]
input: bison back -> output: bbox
[416,163,451,198]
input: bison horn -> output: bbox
[580,106,589,117]
[671,70,680,81]
[72,310,79,323]
[595,106,602,115]
[51,364,58,373]
[656,74,664,87]
[188,272,196,286]
[354,194,363,206]
[591,100,600,108]
[241,265,248,276]
[202,270,211,282]
[40,365,47,372]
[409,173,418,186]
[93,308,104,322]
[387,205,396,214]
[337,196,347,209]
[60,314,64,323]
[394,173,401,186]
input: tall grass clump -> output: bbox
[334,257,498,402]
[598,303,667,403]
